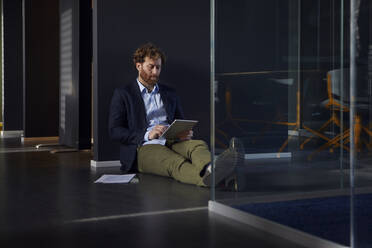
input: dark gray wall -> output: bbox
[93,0,210,161]
[23,0,59,137]
[59,0,92,149]
[2,0,23,131]
[216,0,289,73]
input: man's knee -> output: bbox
[185,139,208,148]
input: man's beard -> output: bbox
[139,69,159,85]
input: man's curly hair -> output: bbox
[133,43,166,66]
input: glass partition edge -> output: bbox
[210,0,215,201]
[350,0,358,247]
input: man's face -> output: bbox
[136,56,162,86]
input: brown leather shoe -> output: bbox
[202,147,238,187]
[202,137,245,187]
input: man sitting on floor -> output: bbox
[109,43,240,186]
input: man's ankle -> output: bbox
[200,163,211,177]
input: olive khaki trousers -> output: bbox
[137,140,211,186]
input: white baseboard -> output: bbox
[90,160,121,168]
[244,152,291,160]
[90,152,291,169]
[209,201,347,248]
[1,130,24,138]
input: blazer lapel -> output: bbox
[129,82,147,126]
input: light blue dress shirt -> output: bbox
[137,79,168,146]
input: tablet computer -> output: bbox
[160,119,198,140]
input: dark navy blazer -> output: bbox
[108,81,185,172]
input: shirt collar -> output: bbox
[137,78,159,94]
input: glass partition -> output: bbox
[210,0,372,247]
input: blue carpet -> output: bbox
[234,194,372,247]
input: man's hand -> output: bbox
[148,125,167,140]
[177,130,193,141]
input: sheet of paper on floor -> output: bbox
[94,174,136,184]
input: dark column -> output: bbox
[59,0,92,149]
[2,0,23,131]
[23,0,60,137]
[93,0,210,162]
[0,0,2,124]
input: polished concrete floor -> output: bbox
[0,137,306,248]
[216,150,372,201]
